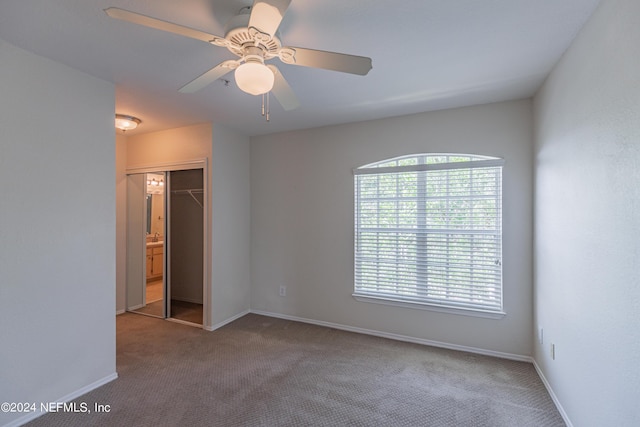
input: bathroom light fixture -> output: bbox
[234,56,274,96]
[115,114,141,131]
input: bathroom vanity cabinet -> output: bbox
[146,243,163,281]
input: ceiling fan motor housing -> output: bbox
[224,12,282,58]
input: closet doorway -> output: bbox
[126,163,207,327]
[167,169,204,324]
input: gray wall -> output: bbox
[533,0,640,425]
[211,125,252,328]
[251,99,534,357]
[0,39,116,426]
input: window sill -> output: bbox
[352,294,506,319]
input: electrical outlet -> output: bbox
[551,343,555,360]
[538,327,544,345]
[279,285,286,297]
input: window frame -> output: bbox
[353,153,506,319]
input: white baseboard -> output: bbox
[532,359,573,427]
[4,373,118,427]
[204,309,251,331]
[250,310,531,362]
[115,309,126,315]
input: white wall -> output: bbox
[251,99,533,356]
[211,125,251,328]
[0,40,116,426]
[533,0,640,425]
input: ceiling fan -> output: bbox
[105,0,373,112]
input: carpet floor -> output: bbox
[27,313,565,426]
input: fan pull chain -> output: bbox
[261,93,270,122]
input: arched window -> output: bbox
[353,154,504,315]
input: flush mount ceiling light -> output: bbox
[115,114,141,131]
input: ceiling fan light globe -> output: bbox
[235,62,275,95]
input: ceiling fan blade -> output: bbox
[179,60,239,93]
[267,65,299,111]
[248,0,292,38]
[283,47,372,76]
[104,7,222,44]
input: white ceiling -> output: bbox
[0,0,601,136]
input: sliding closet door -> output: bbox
[126,174,146,311]
[168,169,204,324]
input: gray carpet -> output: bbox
[27,313,565,426]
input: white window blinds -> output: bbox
[354,154,504,314]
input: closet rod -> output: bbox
[171,189,203,193]
[171,189,203,208]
